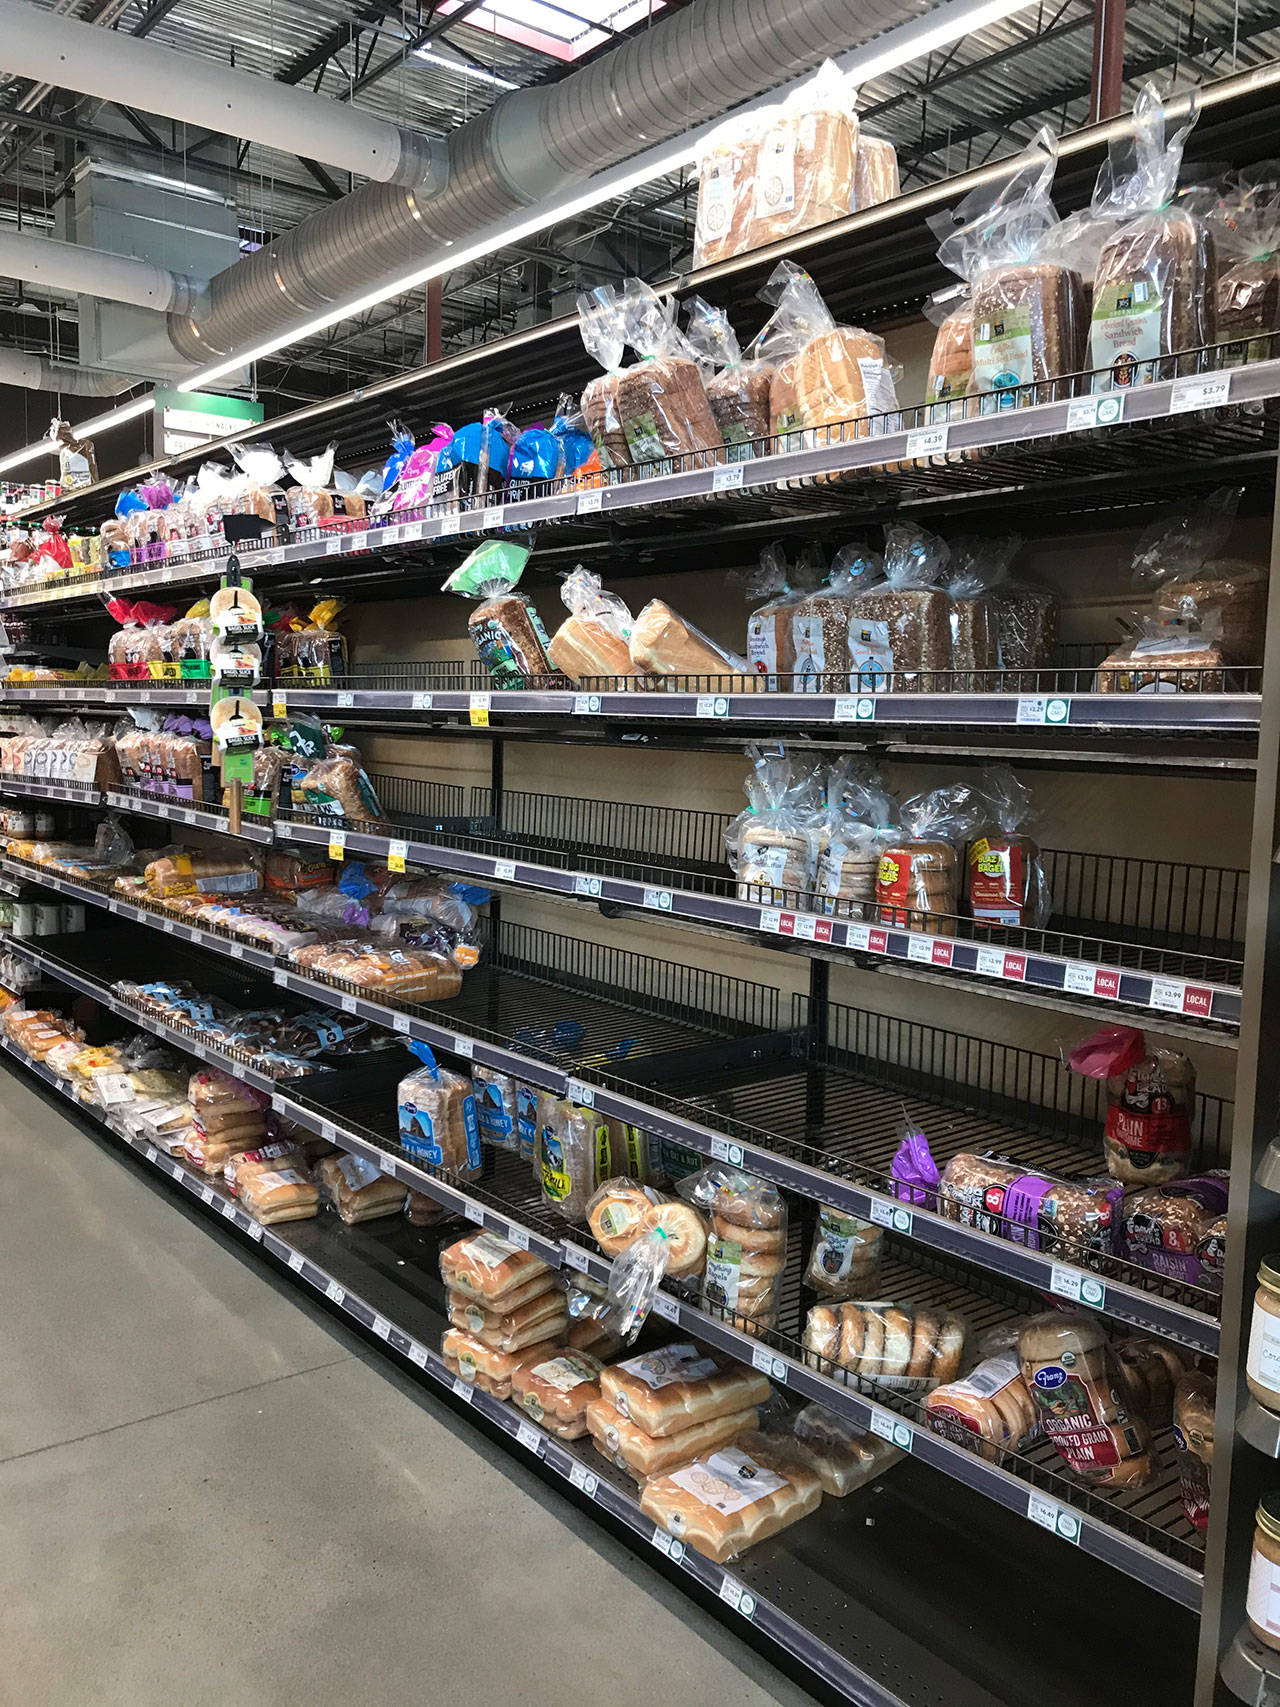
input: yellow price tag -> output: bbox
[470,706,489,727]
[329,829,346,861]
[272,692,287,719]
[387,839,407,874]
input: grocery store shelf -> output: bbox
[104,787,275,845]
[2,684,253,710]
[0,776,102,806]
[3,906,1225,1355]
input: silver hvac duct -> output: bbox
[0,346,135,394]
[0,231,201,317]
[0,0,447,192]
[169,0,932,362]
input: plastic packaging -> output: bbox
[536,1090,598,1221]
[472,1062,521,1152]
[443,540,558,686]
[747,61,858,251]
[946,536,1013,685]
[638,1446,824,1563]
[1067,1024,1195,1185]
[1088,84,1214,389]
[939,1144,1122,1257]
[628,598,751,681]
[615,280,723,470]
[604,1221,674,1342]
[876,784,980,932]
[740,544,809,688]
[1130,487,1263,667]
[683,1165,787,1334]
[317,1152,407,1223]
[924,1353,1039,1458]
[397,1049,481,1178]
[967,764,1050,929]
[1018,1310,1155,1487]
[725,741,820,903]
[1120,1172,1228,1290]
[683,296,773,459]
[802,1298,967,1392]
[1209,169,1280,358]
[693,110,763,268]
[847,524,952,690]
[587,1177,665,1256]
[1173,1369,1215,1530]
[923,284,973,425]
[546,567,634,683]
[577,284,632,469]
[810,763,892,918]
[804,1204,883,1299]
[790,544,881,692]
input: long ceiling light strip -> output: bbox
[0,396,154,478]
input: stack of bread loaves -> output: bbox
[184,1068,267,1175]
[441,1230,567,1400]
[587,1342,772,1481]
[639,1440,824,1564]
[688,1166,788,1336]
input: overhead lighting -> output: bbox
[0,395,155,478]
[413,48,520,89]
[181,0,1046,394]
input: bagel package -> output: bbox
[803,1298,966,1394]
[924,1352,1039,1459]
[677,1165,788,1335]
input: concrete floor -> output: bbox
[0,1065,815,1707]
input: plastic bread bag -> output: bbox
[692,105,765,268]
[577,284,633,470]
[737,543,821,688]
[546,567,634,683]
[627,598,751,683]
[802,1297,967,1393]
[228,443,289,528]
[967,763,1050,929]
[683,296,773,459]
[922,282,974,427]
[587,1176,666,1256]
[876,784,982,933]
[1206,167,1280,357]
[443,539,558,687]
[724,741,821,903]
[811,761,890,916]
[1018,1310,1155,1487]
[615,279,724,470]
[937,126,1083,411]
[1066,1023,1195,1185]
[737,1417,898,1499]
[536,1090,598,1221]
[854,130,899,213]
[804,1205,883,1299]
[680,1165,787,1334]
[945,536,1010,686]
[1130,485,1263,666]
[472,1062,521,1152]
[1087,83,1214,390]
[746,59,858,252]
[924,1352,1040,1459]
[789,544,880,693]
[847,524,951,690]
[1095,607,1227,694]
[604,1221,674,1343]
[1173,1369,1215,1531]
[787,1404,904,1494]
[396,1042,481,1178]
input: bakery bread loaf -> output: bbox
[876,839,959,933]
[1113,1336,1185,1426]
[317,1153,407,1223]
[511,1350,603,1438]
[398,1065,481,1177]
[924,1353,1038,1459]
[792,1403,904,1496]
[1095,639,1225,695]
[440,1231,554,1307]
[442,1328,562,1402]
[447,1285,567,1353]
[940,1151,1120,1256]
[1173,1369,1214,1531]
[924,305,973,427]
[600,1345,771,1437]
[617,355,723,470]
[628,600,747,683]
[748,97,855,250]
[1090,208,1215,389]
[794,327,894,445]
[640,1445,823,1564]
[693,129,759,267]
[586,1397,760,1479]
[846,583,951,692]
[706,362,774,456]
[1103,1044,1194,1185]
[469,594,557,686]
[1018,1311,1154,1487]
[853,136,899,211]
[970,262,1083,408]
[581,373,630,470]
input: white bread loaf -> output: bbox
[640,1445,823,1563]
[599,1345,772,1437]
[446,1286,568,1353]
[442,1328,563,1402]
[511,1350,604,1438]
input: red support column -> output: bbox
[1089,0,1126,122]
[424,276,443,364]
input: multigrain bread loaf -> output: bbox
[586,1398,761,1479]
[846,584,951,689]
[791,587,853,692]
[1095,640,1226,694]
[970,263,1083,407]
[600,1345,771,1436]
[1150,560,1267,665]
[617,356,723,468]
[581,373,631,470]
[693,132,759,267]
[706,363,774,453]
[939,1151,1121,1256]
[1090,210,1215,387]
[925,305,973,425]
[640,1445,823,1563]
[1219,255,1280,352]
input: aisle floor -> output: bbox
[0,1068,814,1707]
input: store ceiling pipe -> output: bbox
[0,0,447,191]
[0,230,202,317]
[168,0,932,362]
[0,346,136,394]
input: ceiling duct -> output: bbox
[167,0,933,363]
[0,230,201,317]
[0,346,135,394]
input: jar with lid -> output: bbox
[1249,1494,1280,1649]
[1248,1259,1280,1411]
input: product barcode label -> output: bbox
[387,838,408,875]
[573,874,602,897]
[569,1463,599,1496]
[411,692,433,710]
[751,1346,787,1382]
[870,1199,913,1235]
[573,694,601,715]
[1066,393,1124,431]
[562,1242,592,1274]
[328,829,346,861]
[565,1079,593,1107]
[453,1375,475,1402]
[1027,1493,1081,1543]
[1170,374,1231,414]
[833,696,876,722]
[904,424,949,458]
[718,1577,756,1618]
[200,1185,215,1204]
[407,1341,429,1367]
[709,1136,743,1166]
[1016,695,1070,725]
[516,1420,543,1454]
[695,695,729,718]
[505,1225,530,1251]
[643,887,673,911]
[577,487,604,514]
[371,1315,392,1340]
[651,1526,684,1560]
[453,1036,474,1059]
[494,860,516,881]
[1049,1265,1106,1308]
[651,1292,680,1323]
[325,1280,345,1305]
[320,1122,336,1144]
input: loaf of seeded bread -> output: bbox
[616,355,723,467]
[969,263,1084,405]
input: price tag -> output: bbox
[565,1079,594,1108]
[452,1375,475,1402]
[569,1463,599,1496]
[712,463,744,491]
[906,934,933,963]
[577,487,604,514]
[220,1198,238,1221]
[1149,977,1185,1013]
[904,423,949,458]
[651,1526,684,1560]
[1016,695,1071,725]
[759,908,782,934]
[750,1346,787,1382]
[573,694,601,715]
[869,1412,913,1450]
[643,887,673,911]
[652,1292,680,1323]
[709,1136,743,1167]
[411,692,434,710]
[516,1420,544,1454]
[371,1315,392,1340]
[833,696,876,722]
[350,531,368,551]
[336,691,354,709]
[393,1013,411,1035]
[244,1220,264,1242]
[340,995,357,1015]
[469,694,491,728]
[287,1249,306,1272]
[573,874,602,897]
[494,860,517,882]
[438,511,461,537]
[976,946,1006,977]
[325,1280,346,1305]
[328,829,346,861]
[381,525,403,546]
[1066,393,1125,431]
[505,1225,530,1251]
[144,1144,158,1163]
[870,1199,913,1235]
[1049,1265,1106,1308]
[562,1242,592,1274]
[1027,1493,1081,1543]
[482,506,504,531]
[695,695,729,718]
[1064,963,1097,995]
[454,1036,474,1059]
[325,539,342,556]
[1170,373,1231,414]
[387,838,408,875]
[407,1342,429,1367]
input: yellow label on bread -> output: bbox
[968,836,990,867]
[877,855,899,885]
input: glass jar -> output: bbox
[1249,1494,1280,1650]
[1248,1260,1280,1411]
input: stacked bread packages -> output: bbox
[443,539,560,688]
[316,1152,407,1223]
[440,1231,566,1399]
[590,1342,772,1485]
[946,536,1020,687]
[1120,1172,1227,1292]
[966,764,1051,930]
[936,127,1084,412]
[683,1166,787,1336]
[875,784,981,933]
[724,741,822,905]
[1087,83,1215,390]
[811,763,896,920]
[185,1068,267,1174]
[847,524,952,689]
[397,1052,482,1180]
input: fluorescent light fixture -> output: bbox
[413,48,520,88]
[0,395,155,477]
[435,0,664,63]
[181,0,1046,394]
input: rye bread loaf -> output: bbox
[706,362,774,453]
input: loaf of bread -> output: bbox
[548,613,632,682]
[317,1153,407,1223]
[640,1445,823,1564]
[1113,1336,1185,1426]
[875,839,959,933]
[847,585,951,690]
[735,823,813,903]
[794,326,894,443]
[939,1151,1121,1257]
[853,136,899,211]
[398,1065,481,1177]
[600,1345,771,1437]
[924,1353,1038,1459]
[237,1164,320,1224]
[970,263,1083,407]
[1119,1172,1228,1287]
[706,361,774,457]
[1103,1044,1195,1185]
[693,129,759,267]
[1095,638,1225,694]
[967,831,1042,928]
[791,588,853,692]
[737,1423,894,1499]
[469,593,557,686]
[1090,208,1215,388]
[447,1286,568,1353]
[1018,1311,1155,1487]
[793,1404,903,1496]
[581,373,631,470]
[511,1350,604,1439]
[1219,254,1280,353]
[802,1300,965,1390]
[803,1208,882,1299]
[617,356,723,469]
[440,1231,554,1308]
[295,756,387,825]
[748,99,855,250]
[1173,1369,1214,1531]
[629,600,747,682]
[924,305,973,425]
[144,852,259,899]
[442,1328,562,1402]
[1150,561,1267,666]
[586,1397,760,1479]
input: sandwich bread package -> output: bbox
[936,127,1084,412]
[546,567,635,683]
[1066,1024,1195,1185]
[875,784,980,934]
[1113,1335,1185,1426]
[1209,169,1280,358]
[537,1091,600,1221]
[1129,487,1265,670]
[741,543,816,688]
[748,61,857,251]
[1018,1311,1155,1487]
[724,741,821,904]
[442,1328,562,1402]
[577,284,632,470]
[472,1063,522,1152]
[237,1162,320,1225]
[946,536,1016,684]
[922,284,974,427]
[692,112,758,268]
[803,1203,883,1299]
[511,1350,604,1439]
[443,540,559,687]
[397,1049,482,1179]
[966,764,1050,929]
[440,1229,555,1307]
[317,1152,407,1223]
[587,1394,762,1480]
[683,297,774,458]
[802,1299,966,1392]
[1087,83,1215,390]
[599,1344,772,1437]
[682,1164,788,1335]
[446,1285,569,1353]
[738,1414,898,1499]
[924,1352,1039,1459]
[1173,1369,1215,1530]
[615,280,723,471]
[789,544,881,692]
[933,1142,1122,1257]
[640,1444,823,1563]
[847,524,952,688]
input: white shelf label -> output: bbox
[411,692,434,710]
[750,1346,787,1383]
[516,1420,543,1454]
[438,511,461,536]
[407,1342,429,1368]
[643,887,673,911]
[562,1242,592,1273]
[1049,1265,1106,1308]
[1027,1493,1081,1543]
[573,694,601,715]
[393,1013,411,1034]
[1016,695,1071,725]
[452,1375,475,1402]
[245,1221,264,1242]
[336,691,354,708]
[1064,962,1098,995]
[904,423,949,458]
[576,487,604,514]
[200,1185,215,1204]
[651,1526,684,1561]
[494,860,517,882]
[569,1463,599,1496]
[870,1199,913,1235]
[319,1121,337,1145]
[371,1315,392,1340]
[481,506,504,531]
[652,1292,680,1323]
[759,908,782,933]
[565,1079,593,1107]
[711,463,744,491]
[976,946,1006,977]
[1149,977,1186,1013]
[506,1225,530,1251]
[325,1280,346,1304]
[869,1412,914,1450]
[324,539,342,556]
[573,874,602,897]
[1170,373,1231,414]
[709,1136,743,1166]
[833,696,876,722]
[287,1248,305,1277]
[906,934,933,963]
[695,695,729,718]
[454,1036,474,1059]
[144,1144,158,1163]
[340,995,358,1015]
[1066,393,1124,431]
[350,531,369,551]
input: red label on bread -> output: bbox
[1104,1102,1191,1156]
[969,841,1026,922]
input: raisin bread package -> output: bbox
[1087,83,1215,390]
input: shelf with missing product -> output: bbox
[0,1034,1201,1707]
[1,904,1226,1357]
[0,970,1206,1615]
[0,772,1247,1032]
[4,348,1280,620]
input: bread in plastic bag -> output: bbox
[724,741,820,903]
[577,284,633,471]
[683,1164,787,1334]
[747,61,857,250]
[1208,169,1280,359]
[615,280,723,471]
[397,1056,481,1178]
[803,1298,966,1392]
[846,524,951,689]
[791,543,882,692]
[546,567,634,682]
[810,761,894,917]
[738,1417,900,1498]
[511,1349,604,1439]
[924,1352,1039,1459]
[692,111,762,268]
[1018,1310,1155,1487]
[536,1090,598,1221]
[640,1444,823,1563]
[875,783,981,932]
[1067,1022,1195,1185]
[628,598,751,682]
[804,1204,883,1298]
[967,763,1050,929]
[587,1176,665,1256]
[443,540,558,686]
[683,296,773,459]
